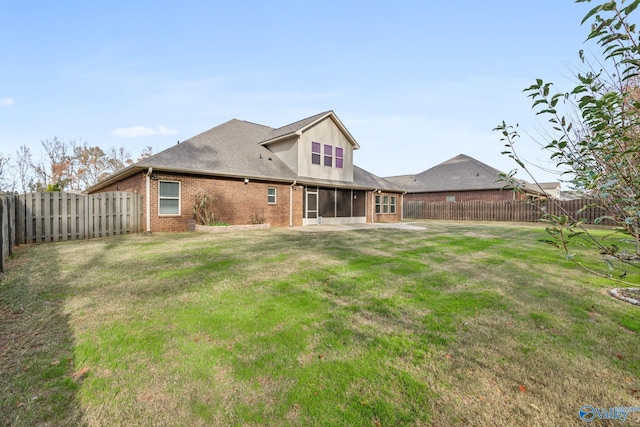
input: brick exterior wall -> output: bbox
[93,172,303,232]
[93,171,402,231]
[369,191,403,223]
[162,173,302,231]
[404,189,525,203]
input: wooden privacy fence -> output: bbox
[15,192,143,244]
[404,199,608,224]
[1,195,16,272]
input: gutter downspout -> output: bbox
[371,189,378,223]
[146,167,152,233]
[401,191,407,222]
[289,180,297,227]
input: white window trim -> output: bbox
[323,144,333,167]
[390,196,397,214]
[158,180,181,216]
[311,141,321,165]
[335,146,344,169]
[267,187,277,205]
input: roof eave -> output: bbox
[259,131,302,146]
[141,165,299,184]
[87,165,145,193]
[295,178,402,192]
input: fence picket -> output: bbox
[7,192,142,244]
[404,199,608,224]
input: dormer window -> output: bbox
[311,142,321,165]
[324,144,333,167]
[311,141,344,169]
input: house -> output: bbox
[538,182,562,199]
[88,111,404,232]
[385,154,551,203]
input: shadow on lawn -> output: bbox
[0,243,86,426]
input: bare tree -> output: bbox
[14,145,36,193]
[0,152,12,193]
[137,146,154,162]
[105,147,133,174]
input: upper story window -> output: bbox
[311,142,321,165]
[159,181,180,215]
[336,147,344,169]
[324,144,333,167]
[311,141,345,169]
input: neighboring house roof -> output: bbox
[385,154,547,195]
[538,182,560,190]
[89,111,399,193]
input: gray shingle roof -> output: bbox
[89,112,398,192]
[385,154,541,193]
[260,111,332,144]
[292,166,404,191]
[136,119,298,182]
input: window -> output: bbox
[446,195,456,202]
[390,196,396,214]
[383,195,389,214]
[324,144,333,167]
[375,195,381,214]
[311,142,321,165]
[159,181,180,215]
[267,187,277,204]
[313,142,344,169]
[336,147,344,169]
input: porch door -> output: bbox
[306,188,318,223]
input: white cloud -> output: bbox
[111,125,178,138]
[0,97,15,107]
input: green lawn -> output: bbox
[1,221,638,426]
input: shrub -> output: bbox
[192,193,217,226]
[248,210,266,225]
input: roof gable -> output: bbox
[260,110,360,149]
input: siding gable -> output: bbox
[297,116,355,182]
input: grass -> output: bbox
[1,220,639,426]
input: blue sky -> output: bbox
[1,1,597,184]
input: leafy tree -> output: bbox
[5,140,154,193]
[72,142,108,189]
[496,0,640,284]
[35,137,74,190]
